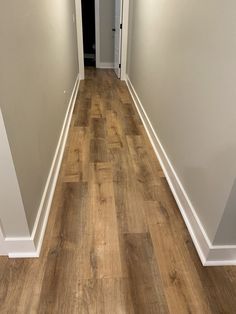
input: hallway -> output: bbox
[1,69,236,313]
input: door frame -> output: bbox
[95,0,100,68]
[75,0,129,81]
[114,0,123,78]
[120,0,129,80]
[75,0,85,80]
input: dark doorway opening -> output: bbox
[81,0,96,67]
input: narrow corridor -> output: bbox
[1,69,236,313]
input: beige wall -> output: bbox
[0,0,79,235]
[99,0,115,63]
[0,109,30,237]
[127,0,236,244]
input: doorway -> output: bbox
[76,0,129,80]
[81,0,96,67]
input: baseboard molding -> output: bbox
[126,75,236,266]
[97,62,114,69]
[6,74,80,258]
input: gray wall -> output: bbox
[127,0,236,244]
[99,0,115,63]
[214,179,236,245]
[0,0,79,234]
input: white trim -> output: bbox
[3,75,80,258]
[97,62,114,69]
[95,0,100,68]
[120,0,129,80]
[75,0,85,80]
[126,76,236,266]
[114,0,123,78]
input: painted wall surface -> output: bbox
[214,179,236,245]
[0,109,30,237]
[99,0,115,63]
[127,0,236,244]
[0,0,79,235]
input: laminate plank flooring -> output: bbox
[1,68,236,313]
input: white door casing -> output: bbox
[120,0,129,80]
[114,0,123,78]
[95,0,100,68]
[75,0,85,80]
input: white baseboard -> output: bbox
[126,76,236,266]
[97,62,114,69]
[5,74,80,258]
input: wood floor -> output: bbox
[1,69,236,313]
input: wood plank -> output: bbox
[126,135,160,201]
[38,182,88,313]
[91,94,105,118]
[78,278,135,314]
[88,162,123,279]
[123,114,140,135]
[106,110,124,148]
[63,126,89,182]
[149,222,210,314]
[91,117,106,139]
[90,138,108,163]
[74,97,91,127]
[111,146,148,234]
[123,233,169,314]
